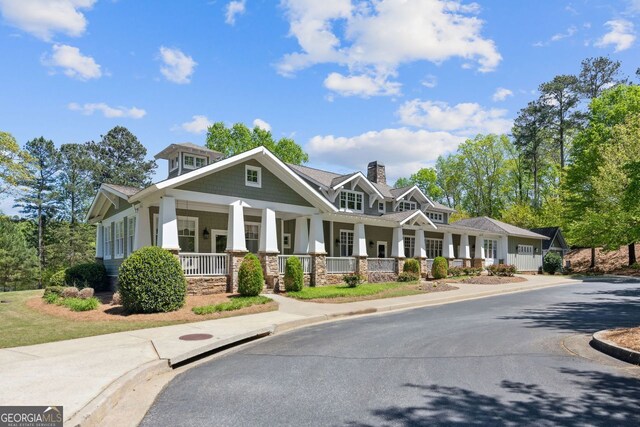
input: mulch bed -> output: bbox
[602,327,640,352]
[26,292,277,322]
[458,276,528,285]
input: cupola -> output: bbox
[154,143,223,178]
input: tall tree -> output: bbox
[539,75,580,168]
[0,131,29,199]
[14,137,60,285]
[87,126,156,191]
[577,56,626,100]
[394,168,443,200]
[0,216,38,291]
[435,154,465,208]
[206,122,309,164]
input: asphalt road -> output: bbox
[141,278,640,426]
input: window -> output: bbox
[103,224,112,259]
[404,236,415,257]
[340,230,354,257]
[283,233,291,249]
[178,217,198,252]
[484,239,498,259]
[245,165,262,188]
[397,201,417,212]
[425,238,443,259]
[427,212,444,223]
[339,190,363,213]
[518,244,533,255]
[195,157,206,168]
[184,155,195,168]
[114,221,125,259]
[170,156,179,171]
[128,217,136,254]
[378,202,385,213]
[245,223,260,253]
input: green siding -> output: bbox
[508,236,543,255]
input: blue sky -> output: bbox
[1,0,639,214]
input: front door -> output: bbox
[212,231,227,253]
[484,239,498,265]
[377,241,387,258]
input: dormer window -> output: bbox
[397,201,417,212]
[245,165,262,187]
[170,156,179,171]
[427,212,444,223]
[378,202,385,213]
[339,190,363,213]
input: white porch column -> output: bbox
[475,235,485,259]
[308,214,326,254]
[391,227,405,258]
[158,196,180,251]
[294,217,309,254]
[499,236,509,262]
[259,208,279,253]
[95,222,103,258]
[134,205,151,250]
[443,232,454,259]
[226,202,247,252]
[414,229,426,258]
[353,223,367,257]
[460,234,471,259]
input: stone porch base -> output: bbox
[186,276,228,295]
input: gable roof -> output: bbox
[530,227,568,250]
[453,217,549,239]
[102,183,141,197]
[154,142,223,160]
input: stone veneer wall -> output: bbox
[367,272,398,283]
[187,276,228,295]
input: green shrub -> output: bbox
[403,258,421,276]
[192,296,272,315]
[43,292,60,304]
[543,252,563,274]
[237,253,264,296]
[284,256,304,292]
[487,264,517,277]
[118,246,187,313]
[448,266,464,277]
[49,270,67,287]
[631,262,640,270]
[432,257,448,279]
[343,274,364,288]
[398,271,419,282]
[43,286,64,299]
[62,286,79,298]
[463,267,482,276]
[65,263,108,291]
[62,297,100,312]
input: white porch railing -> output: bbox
[278,255,312,274]
[179,253,227,276]
[451,259,464,267]
[327,257,356,274]
[368,258,396,272]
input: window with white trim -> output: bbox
[339,190,363,213]
[103,224,112,259]
[245,165,262,188]
[340,230,354,257]
[195,157,206,168]
[518,244,533,255]
[114,221,125,259]
[397,201,417,212]
[170,156,179,171]
[178,217,198,252]
[425,238,443,259]
[127,217,136,254]
[245,223,260,253]
[183,155,206,170]
[404,236,415,257]
[378,202,385,213]
[484,239,498,259]
[427,211,444,223]
[283,233,291,249]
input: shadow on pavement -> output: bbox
[348,368,640,426]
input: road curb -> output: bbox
[591,330,640,365]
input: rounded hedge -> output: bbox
[117,247,186,313]
[284,256,304,292]
[403,258,421,276]
[238,253,264,296]
[432,257,448,279]
[65,263,108,291]
[543,252,563,275]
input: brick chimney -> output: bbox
[367,161,386,185]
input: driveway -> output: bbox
[141,277,640,426]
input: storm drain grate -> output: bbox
[179,333,214,341]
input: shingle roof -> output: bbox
[379,210,419,222]
[330,172,359,188]
[453,217,549,239]
[287,164,343,188]
[430,201,457,213]
[530,227,567,250]
[102,183,141,197]
[389,185,413,198]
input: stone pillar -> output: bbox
[311,253,327,286]
[294,217,309,254]
[356,256,368,280]
[419,257,428,278]
[460,234,471,267]
[259,207,280,289]
[134,204,151,250]
[259,252,279,290]
[228,251,248,293]
[159,196,180,252]
[396,257,405,274]
[473,235,485,269]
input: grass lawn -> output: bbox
[285,282,440,303]
[192,296,272,315]
[0,290,276,349]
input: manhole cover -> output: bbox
[179,333,213,341]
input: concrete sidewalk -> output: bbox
[0,275,580,425]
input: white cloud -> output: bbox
[225,0,246,25]
[174,115,213,133]
[253,118,271,131]
[534,25,577,47]
[158,46,197,84]
[595,19,636,52]
[323,72,401,97]
[0,0,96,41]
[421,74,437,88]
[397,99,513,135]
[492,87,513,102]
[68,102,146,119]
[306,127,465,179]
[41,44,101,80]
[278,0,501,96]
